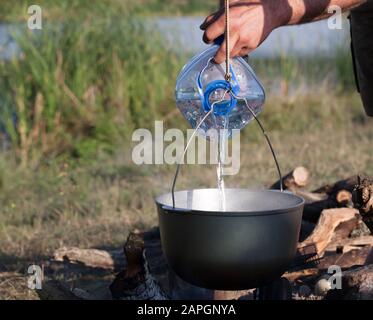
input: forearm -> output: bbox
[283,0,367,24]
[202,0,369,61]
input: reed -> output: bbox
[0,13,182,164]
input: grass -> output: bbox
[0,0,218,22]
[0,14,182,165]
[0,2,372,299]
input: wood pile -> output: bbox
[39,168,373,300]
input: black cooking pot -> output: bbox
[155,188,304,290]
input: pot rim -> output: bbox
[155,188,305,217]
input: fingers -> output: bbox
[200,10,222,30]
[230,42,243,60]
[202,14,225,44]
[214,32,240,64]
[200,14,214,30]
[215,41,251,64]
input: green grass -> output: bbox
[0,14,182,165]
[0,0,218,22]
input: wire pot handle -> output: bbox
[171,90,283,209]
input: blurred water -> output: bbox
[0,24,21,60]
[155,16,350,57]
[0,17,350,60]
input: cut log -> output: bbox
[331,216,361,241]
[270,166,309,190]
[313,176,359,194]
[317,246,372,270]
[298,208,359,256]
[336,190,353,206]
[310,175,373,230]
[284,268,320,282]
[325,235,373,253]
[301,189,359,223]
[53,247,125,271]
[325,264,373,300]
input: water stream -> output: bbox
[216,115,229,212]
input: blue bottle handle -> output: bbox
[196,57,240,116]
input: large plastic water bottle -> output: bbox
[175,45,265,137]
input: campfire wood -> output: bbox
[38,169,373,300]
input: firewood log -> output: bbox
[53,247,125,271]
[270,166,309,190]
[298,208,360,257]
[310,175,372,225]
[317,246,372,270]
[313,176,359,194]
[326,235,373,253]
[335,190,353,206]
[300,175,373,223]
[284,269,319,282]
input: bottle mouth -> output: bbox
[196,59,240,116]
[203,80,238,116]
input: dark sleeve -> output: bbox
[349,1,373,116]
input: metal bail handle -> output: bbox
[171,92,284,209]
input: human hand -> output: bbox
[200,0,292,63]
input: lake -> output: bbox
[0,16,351,60]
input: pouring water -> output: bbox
[216,115,229,211]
